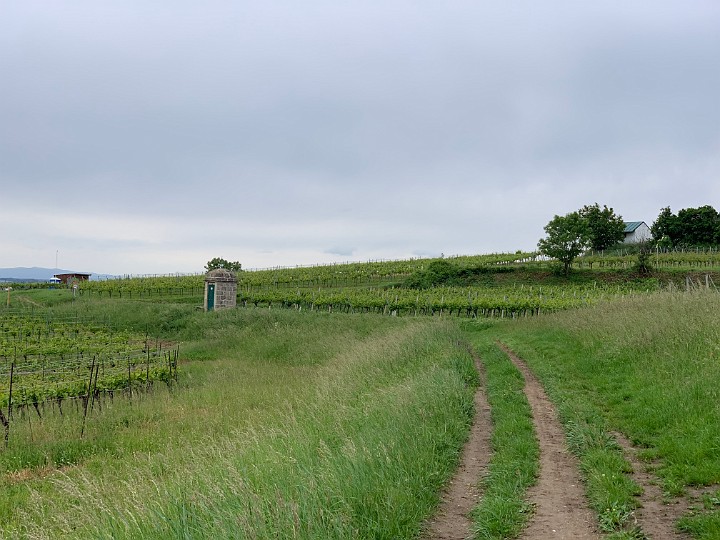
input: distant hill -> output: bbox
[0,267,116,283]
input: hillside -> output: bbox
[0,267,77,282]
[0,267,118,282]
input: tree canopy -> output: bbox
[205,257,242,273]
[651,205,720,247]
[537,202,623,274]
[579,203,625,251]
[537,211,590,275]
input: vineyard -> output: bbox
[235,282,662,317]
[69,250,688,318]
[76,277,665,318]
[576,248,720,270]
[0,313,178,444]
[76,252,536,295]
[73,249,720,296]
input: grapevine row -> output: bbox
[237,284,654,318]
[0,314,178,411]
[78,253,536,294]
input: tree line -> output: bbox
[538,203,720,274]
[651,206,720,248]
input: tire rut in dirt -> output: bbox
[498,342,599,540]
[423,348,492,540]
[613,431,696,539]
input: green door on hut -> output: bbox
[207,283,215,311]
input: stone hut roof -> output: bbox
[204,268,237,282]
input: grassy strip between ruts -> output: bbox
[2,308,478,539]
[462,324,538,539]
[497,332,642,538]
[494,291,720,539]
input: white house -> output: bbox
[623,221,652,244]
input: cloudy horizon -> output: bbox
[2,1,719,275]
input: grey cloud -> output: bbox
[325,247,355,257]
[1,1,719,273]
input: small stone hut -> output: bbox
[204,268,237,311]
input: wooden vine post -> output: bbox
[80,356,96,438]
[0,363,11,447]
[7,361,14,422]
[0,408,8,448]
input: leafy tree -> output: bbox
[579,203,625,251]
[537,211,590,275]
[676,205,720,246]
[205,257,242,273]
[651,206,678,246]
[652,205,720,247]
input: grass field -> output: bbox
[491,290,720,537]
[1,301,477,538]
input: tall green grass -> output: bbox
[1,306,477,539]
[494,291,720,538]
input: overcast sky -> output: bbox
[2,1,719,275]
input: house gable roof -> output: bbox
[623,221,646,233]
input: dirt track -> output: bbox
[423,350,492,539]
[426,342,703,539]
[613,432,695,539]
[499,343,599,539]
[426,342,598,539]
